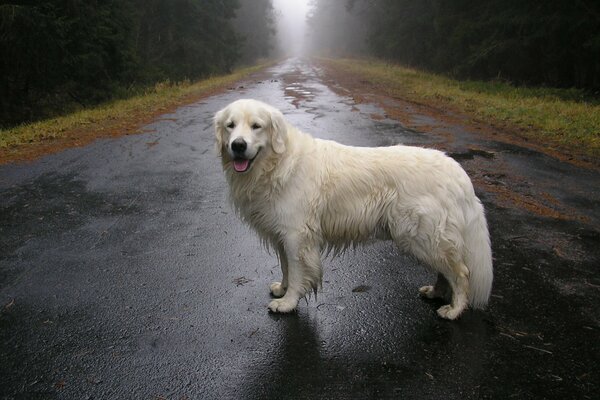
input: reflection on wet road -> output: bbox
[0,59,598,399]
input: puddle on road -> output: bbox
[271,58,430,149]
[448,148,496,161]
[284,82,316,109]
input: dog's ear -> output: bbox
[214,108,227,154]
[269,108,287,154]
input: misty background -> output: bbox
[1,0,599,127]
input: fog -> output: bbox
[272,0,311,57]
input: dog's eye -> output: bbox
[226,121,235,129]
[251,123,261,130]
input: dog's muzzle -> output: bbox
[230,138,259,173]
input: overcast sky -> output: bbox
[272,0,311,56]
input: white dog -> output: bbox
[215,99,493,319]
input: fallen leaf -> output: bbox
[4,299,15,310]
[233,276,253,286]
[352,285,371,293]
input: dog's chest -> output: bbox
[233,192,281,235]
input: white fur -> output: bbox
[215,99,493,319]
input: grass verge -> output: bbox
[0,62,271,163]
[320,58,600,161]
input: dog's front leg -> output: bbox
[268,233,321,313]
[269,243,288,298]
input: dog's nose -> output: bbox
[231,138,247,154]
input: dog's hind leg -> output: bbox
[435,262,469,320]
[268,233,322,313]
[270,243,288,298]
[392,213,469,319]
[419,273,451,302]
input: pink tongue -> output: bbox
[233,158,250,172]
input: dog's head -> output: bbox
[214,99,287,173]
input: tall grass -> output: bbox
[324,58,600,159]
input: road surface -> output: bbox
[1,59,598,399]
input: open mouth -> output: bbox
[232,149,261,173]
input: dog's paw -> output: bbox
[419,285,436,299]
[268,298,297,313]
[436,304,463,320]
[269,282,286,298]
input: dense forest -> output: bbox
[0,0,276,127]
[3,1,599,128]
[307,0,600,90]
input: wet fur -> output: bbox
[215,99,493,319]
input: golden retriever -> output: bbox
[215,99,493,319]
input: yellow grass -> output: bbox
[323,58,600,160]
[0,63,270,149]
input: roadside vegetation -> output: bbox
[307,1,600,90]
[322,58,600,160]
[0,0,277,162]
[0,63,269,159]
[0,0,276,128]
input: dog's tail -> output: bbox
[464,201,493,309]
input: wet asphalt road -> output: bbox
[1,59,599,399]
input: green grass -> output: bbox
[0,63,270,149]
[323,58,600,160]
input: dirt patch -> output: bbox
[474,173,587,222]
